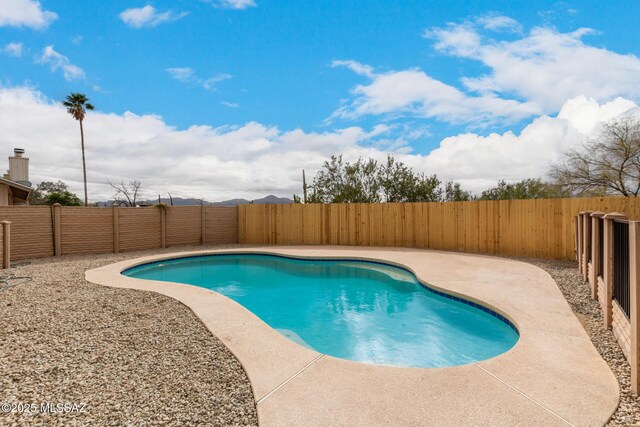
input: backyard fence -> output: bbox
[239,197,640,259]
[576,211,640,393]
[0,204,238,264]
[3,197,640,267]
[2,197,640,391]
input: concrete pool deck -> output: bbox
[86,246,619,426]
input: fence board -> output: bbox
[238,197,640,259]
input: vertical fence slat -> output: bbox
[52,203,62,256]
[113,204,119,254]
[630,221,640,394]
[1,221,10,269]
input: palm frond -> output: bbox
[63,92,95,121]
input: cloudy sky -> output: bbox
[1,0,639,201]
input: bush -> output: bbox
[43,191,83,206]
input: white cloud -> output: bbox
[166,67,232,91]
[416,96,639,191]
[2,42,24,57]
[215,0,257,10]
[331,60,375,78]
[0,87,393,201]
[203,74,233,90]
[166,67,195,82]
[221,101,239,108]
[335,20,640,127]
[332,63,540,125]
[0,0,57,29]
[476,14,522,33]
[428,23,640,112]
[37,46,85,81]
[119,5,188,29]
[2,86,638,200]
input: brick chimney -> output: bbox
[8,148,31,187]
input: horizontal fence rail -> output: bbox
[239,197,640,260]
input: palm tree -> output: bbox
[63,93,94,206]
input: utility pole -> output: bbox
[303,170,307,203]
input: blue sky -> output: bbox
[1,0,640,200]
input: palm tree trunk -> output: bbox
[80,119,88,206]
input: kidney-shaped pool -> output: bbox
[123,253,518,368]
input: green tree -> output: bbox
[380,155,442,202]
[312,155,382,203]
[308,155,443,204]
[444,181,474,201]
[43,191,83,206]
[480,179,567,200]
[63,93,95,206]
[412,174,443,202]
[28,181,70,205]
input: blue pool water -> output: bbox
[123,254,518,368]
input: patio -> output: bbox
[86,246,619,426]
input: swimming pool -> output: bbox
[123,254,518,368]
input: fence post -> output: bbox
[603,212,626,328]
[112,204,119,254]
[52,203,62,256]
[590,211,605,299]
[574,216,579,262]
[1,221,10,269]
[201,204,206,246]
[582,211,593,281]
[160,207,166,249]
[629,221,640,394]
[576,213,584,269]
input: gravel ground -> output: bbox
[521,257,640,426]
[1,246,638,426]
[0,245,258,427]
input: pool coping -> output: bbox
[86,246,620,426]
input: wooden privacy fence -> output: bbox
[0,204,238,264]
[239,197,640,259]
[576,211,640,394]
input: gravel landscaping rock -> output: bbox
[0,246,258,427]
[1,246,637,426]
[521,257,640,426]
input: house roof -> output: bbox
[0,177,33,192]
[0,177,33,201]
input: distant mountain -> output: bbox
[96,194,293,207]
[210,195,294,206]
[210,198,249,206]
[253,195,294,205]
